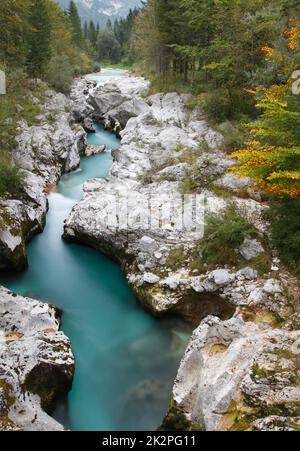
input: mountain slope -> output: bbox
[56,0,143,25]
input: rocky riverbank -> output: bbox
[63,74,300,431]
[0,79,89,271]
[0,78,92,430]
[0,286,74,431]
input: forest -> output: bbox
[129,0,300,276]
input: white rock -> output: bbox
[143,272,160,284]
[239,238,264,261]
[166,316,300,431]
[0,286,74,431]
[160,274,183,290]
[210,269,235,286]
[139,236,158,253]
[263,279,282,295]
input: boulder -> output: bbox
[216,174,254,191]
[210,269,235,286]
[89,80,150,130]
[0,286,74,431]
[143,272,160,284]
[82,117,95,133]
[85,144,106,157]
[239,238,264,261]
[0,172,47,271]
[164,316,300,431]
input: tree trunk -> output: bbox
[184,58,188,83]
[191,57,196,86]
[173,57,177,78]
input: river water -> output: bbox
[0,70,191,431]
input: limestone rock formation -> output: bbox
[0,286,74,431]
[0,82,88,271]
[88,76,150,129]
[63,74,300,431]
[164,316,300,431]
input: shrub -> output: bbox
[198,204,258,266]
[203,89,255,123]
[46,53,74,93]
[0,155,24,197]
[268,198,300,277]
[218,121,245,153]
[179,176,198,194]
[203,90,233,123]
[165,245,186,270]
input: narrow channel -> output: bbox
[0,70,191,431]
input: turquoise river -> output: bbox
[0,70,191,431]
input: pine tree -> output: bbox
[26,0,52,77]
[83,21,88,39]
[0,0,32,65]
[106,19,113,30]
[88,21,98,49]
[68,1,83,48]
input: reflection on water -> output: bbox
[0,71,192,431]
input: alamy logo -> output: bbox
[0,70,5,95]
[292,70,300,95]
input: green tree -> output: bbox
[106,19,113,30]
[26,0,52,77]
[0,0,32,65]
[83,21,88,39]
[46,53,73,92]
[68,0,83,48]
[97,30,121,63]
[231,20,300,197]
[87,21,98,49]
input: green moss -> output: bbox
[165,245,187,270]
[23,361,73,413]
[0,379,15,409]
[179,175,198,194]
[172,143,185,153]
[0,205,12,231]
[163,399,203,431]
[251,364,269,379]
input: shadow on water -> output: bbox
[0,71,192,431]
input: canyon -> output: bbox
[0,70,299,431]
